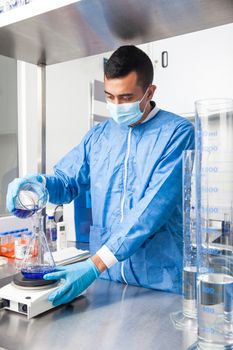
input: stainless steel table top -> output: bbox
[0,263,197,350]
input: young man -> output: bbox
[7,46,194,306]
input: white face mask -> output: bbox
[106,88,149,126]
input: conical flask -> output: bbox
[21,214,56,279]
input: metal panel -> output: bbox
[90,80,109,127]
[93,80,105,103]
[0,0,233,65]
[37,64,46,174]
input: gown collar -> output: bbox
[141,101,160,124]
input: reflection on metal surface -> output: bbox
[0,277,196,350]
[101,0,151,40]
[0,0,233,65]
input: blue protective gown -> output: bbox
[45,108,194,293]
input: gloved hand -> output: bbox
[44,258,100,306]
[6,174,45,213]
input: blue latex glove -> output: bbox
[44,258,100,306]
[6,174,44,213]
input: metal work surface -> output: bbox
[0,259,17,280]
[0,272,197,350]
[0,0,233,65]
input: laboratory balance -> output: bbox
[0,272,63,319]
[0,181,84,319]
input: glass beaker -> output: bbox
[21,214,56,279]
[171,150,197,330]
[195,98,233,349]
[13,181,48,218]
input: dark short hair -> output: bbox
[104,45,154,91]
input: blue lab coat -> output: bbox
[45,108,194,293]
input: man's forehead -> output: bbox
[104,71,143,95]
[104,70,138,84]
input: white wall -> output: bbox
[150,23,233,115]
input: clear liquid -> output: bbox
[183,266,197,318]
[198,273,233,349]
[170,266,197,331]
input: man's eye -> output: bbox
[106,95,113,101]
[122,96,132,102]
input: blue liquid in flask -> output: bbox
[21,266,55,279]
[13,208,36,218]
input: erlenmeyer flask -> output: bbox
[13,181,48,218]
[21,214,56,279]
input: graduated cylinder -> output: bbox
[195,98,233,349]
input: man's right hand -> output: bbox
[6,174,44,213]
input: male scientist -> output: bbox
[7,45,194,306]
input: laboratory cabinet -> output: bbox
[150,23,233,116]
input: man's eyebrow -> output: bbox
[104,90,113,95]
[104,90,135,97]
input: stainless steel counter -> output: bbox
[0,263,197,350]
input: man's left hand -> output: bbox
[44,258,101,306]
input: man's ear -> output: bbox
[148,85,156,100]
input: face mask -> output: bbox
[106,88,149,126]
